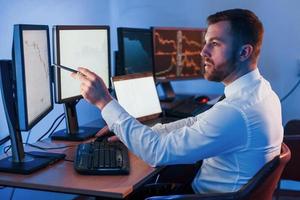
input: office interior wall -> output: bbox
[0,0,300,146]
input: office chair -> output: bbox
[146,143,291,200]
[275,120,300,198]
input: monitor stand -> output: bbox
[0,60,65,174]
[0,150,66,174]
[51,101,99,141]
[159,82,176,102]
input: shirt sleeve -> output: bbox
[102,100,248,167]
[151,116,198,134]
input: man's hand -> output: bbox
[96,125,120,142]
[71,67,112,110]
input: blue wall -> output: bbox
[1,0,300,198]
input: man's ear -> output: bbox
[239,44,253,61]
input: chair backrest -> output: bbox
[281,135,300,181]
[146,143,291,200]
[240,142,291,200]
[284,120,300,135]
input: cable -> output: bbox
[9,187,15,200]
[36,113,65,142]
[280,78,300,103]
[2,114,65,153]
[48,116,66,138]
[25,130,31,144]
[4,145,11,154]
[3,130,32,153]
[0,135,10,146]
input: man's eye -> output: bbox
[212,42,218,46]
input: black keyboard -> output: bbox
[165,100,212,118]
[74,140,130,175]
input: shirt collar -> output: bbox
[224,68,261,98]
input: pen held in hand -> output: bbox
[52,64,85,77]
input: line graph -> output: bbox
[22,30,52,123]
[153,28,205,79]
[24,40,49,81]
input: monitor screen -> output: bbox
[152,27,206,81]
[117,27,154,75]
[14,25,53,130]
[112,73,162,119]
[53,25,111,103]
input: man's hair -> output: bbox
[207,9,264,62]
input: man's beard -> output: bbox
[203,51,238,82]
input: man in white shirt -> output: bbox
[72,8,283,194]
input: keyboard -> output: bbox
[165,99,212,118]
[74,139,130,175]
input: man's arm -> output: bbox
[72,68,247,167]
[102,100,248,167]
[151,116,198,134]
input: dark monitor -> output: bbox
[152,27,206,101]
[116,27,154,75]
[0,60,11,146]
[0,25,65,174]
[52,25,110,141]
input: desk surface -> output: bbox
[0,120,161,199]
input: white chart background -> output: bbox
[59,29,109,99]
[113,76,162,118]
[23,30,52,125]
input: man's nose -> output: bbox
[201,44,209,58]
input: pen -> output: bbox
[52,64,79,74]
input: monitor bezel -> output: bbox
[152,26,206,82]
[13,24,53,131]
[117,27,154,76]
[53,25,112,103]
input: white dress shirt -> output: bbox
[101,68,283,193]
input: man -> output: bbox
[72,8,283,194]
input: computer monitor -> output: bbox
[152,27,206,101]
[52,25,110,141]
[0,25,65,174]
[0,60,11,146]
[116,27,154,75]
[112,73,162,121]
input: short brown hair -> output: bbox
[207,9,264,62]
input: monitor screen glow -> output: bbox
[113,74,162,119]
[54,26,110,102]
[22,30,52,126]
[153,27,206,81]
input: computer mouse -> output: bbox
[94,131,115,142]
[194,95,210,104]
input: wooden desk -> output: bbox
[0,120,161,199]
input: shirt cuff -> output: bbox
[101,99,126,128]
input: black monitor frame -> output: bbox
[52,25,110,141]
[152,27,206,101]
[116,27,154,76]
[0,25,65,174]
